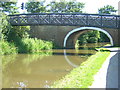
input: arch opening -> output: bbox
[64,27,114,48]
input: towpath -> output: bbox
[90,47,120,88]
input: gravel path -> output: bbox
[89,48,119,88]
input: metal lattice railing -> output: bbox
[8,13,120,29]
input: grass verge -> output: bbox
[51,49,110,88]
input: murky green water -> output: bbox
[2,42,110,88]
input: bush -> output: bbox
[16,38,53,53]
[0,40,17,55]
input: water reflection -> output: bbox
[63,49,95,68]
[2,50,95,88]
[2,42,110,88]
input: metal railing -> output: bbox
[8,13,120,29]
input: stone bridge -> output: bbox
[9,13,120,48]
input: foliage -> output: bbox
[98,32,110,42]
[0,12,30,41]
[78,31,100,45]
[0,11,2,40]
[0,40,17,55]
[47,0,85,13]
[0,37,53,54]
[75,40,79,49]
[14,38,53,53]
[0,12,12,40]
[25,0,85,13]
[25,0,46,13]
[77,30,110,49]
[0,1,19,14]
[7,26,30,42]
[0,12,53,54]
[51,49,110,88]
[98,5,117,14]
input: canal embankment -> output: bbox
[51,48,110,88]
[90,47,119,88]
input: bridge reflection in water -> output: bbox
[2,42,110,88]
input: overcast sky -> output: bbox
[17,0,120,14]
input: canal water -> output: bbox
[2,42,110,88]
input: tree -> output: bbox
[0,1,19,14]
[25,0,46,13]
[25,0,85,13]
[98,5,117,14]
[47,0,85,13]
[0,12,30,42]
[78,31,100,45]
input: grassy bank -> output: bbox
[51,49,110,88]
[0,38,53,55]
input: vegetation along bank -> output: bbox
[0,1,116,54]
[51,48,110,88]
[0,12,53,55]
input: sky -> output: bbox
[17,0,120,14]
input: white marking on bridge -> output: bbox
[63,27,114,48]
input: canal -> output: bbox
[2,42,110,88]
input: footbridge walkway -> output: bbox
[8,13,120,48]
[9,13,120,29]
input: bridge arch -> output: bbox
[63,27,114,48]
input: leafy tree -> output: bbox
[87,31,100,43]
[0,12,30,42]
[25,0,85,13]
[7,26,30,42]
[47,0,85,13]
[0,1,19,14]
[98,32,109,42]
[78,31,100,45]
[25,0,46,13]
[0,12,12,40]
[98,5,117,14]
